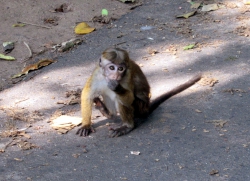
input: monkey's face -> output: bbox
[103,63,126,81]
[99,57,127,81]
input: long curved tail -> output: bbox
[148,74,202,115]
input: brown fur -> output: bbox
[77,48,201,137]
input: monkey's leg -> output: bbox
[93,97,112,118]
[76,77,95,137]
[109,104,134,137]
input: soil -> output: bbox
[0,0,137,90]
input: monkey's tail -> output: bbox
[148,74,202,115]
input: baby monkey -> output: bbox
[76,48,201,137]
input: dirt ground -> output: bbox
[1,0,250,180]
[0,0,138,90]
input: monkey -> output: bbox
[76,48,202,137]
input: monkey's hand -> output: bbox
[76,126,95,137]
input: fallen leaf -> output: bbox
[201,4,219,12]
[0,54,15,61]
[191,2,201,9]
[58,38,82,52]
[14,158,23,161]
[43,17,59,26]
[74,22,95,35]
[176,11,196,19]
[102,9,108,16]
[18,140,37,150]
[198,76,218,87]
[3,42,15,53]
[162,68,168,72]
[205,120,228,128]
[147,48,158,55]
[72,153,80,158]
[195,109,202,113]
[12,59,55,78]
[183,44,195,50]
[210,169,219,175]
[92,15,116,24]
[203,129,210,133]
[234,26,250,37]
[223,89,246,95]
[12,23,26,27]
[54,3,69,12]
[50,115,82,134]
[119,0,135,3]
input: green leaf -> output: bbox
[0,54,15,61]
[183,44,195,50]
[102,9,108,16]
[12,23,26,27]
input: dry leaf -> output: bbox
[50,115,82,134]
[176,11,196,19]
[72,153,80,158]
[210,169,219,175]
[12,59,55,78]
[203,129,210,133]
[198,76,218,87]
[191,2,201,9]
[14,158,23,161]
[74,22,95,35]
[119,0,135,3]
[205,120,228,128]
[18,140,37,150]
[162,68,168,72]
[92,15,116,24]
[195,109,202,113]
[147,48,158,55]
[53,3,70,13]
[202,4,219,12]
[58,38,82,52]
[223,89,246,95]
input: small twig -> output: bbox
[23,42,33,58]
[18,21,51,29]
[114,41,126,47]
[14,97,30,105]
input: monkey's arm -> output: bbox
[109,83,135,137]
[76,76,95,136]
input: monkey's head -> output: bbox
[100,48,129,81]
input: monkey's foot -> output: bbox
[109,125,133,137]
[76,126,95,137]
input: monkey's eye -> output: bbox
[109,66,115,70]
[118,67,124,71]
